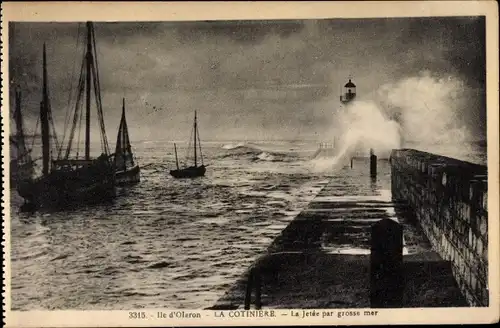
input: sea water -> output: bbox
[8,140,486,310]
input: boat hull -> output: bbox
[116,165,140,185]
[17,162,116,210]
[170,165,206,178]
[10,160,34,189]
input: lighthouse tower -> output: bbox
[340,78,356,104]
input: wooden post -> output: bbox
[370,219,404,308]
[370,148,377,178]
[244,268,254,310]
[255,269,262,309]
[350,157,353,168]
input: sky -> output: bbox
[9,17,486,144]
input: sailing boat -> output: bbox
[17,22,116,209]
[10,88,35,188]
[113,98,140,185]
[170,111,206,178]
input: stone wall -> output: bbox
[390,149,488,306]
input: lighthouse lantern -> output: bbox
[340,78,356,104]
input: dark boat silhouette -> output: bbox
[112,98,140,185]
[10,88,35,189]
[17,22,116,209]
[170,111,207,178]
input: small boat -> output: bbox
[17,22,116,209]
[10,88,35,189]
[113,98,140,185]
[170,111,207,178]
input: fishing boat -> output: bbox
[17,22,116,209]
[170,111,206,178]
[9,88,35,189]
[113,98,140,185]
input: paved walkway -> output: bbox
[210,158,467,309]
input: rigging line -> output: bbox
[91,25,110,156]
[41,48,60,163]
[65,61,86,159]
[121,114,135,166]
[185,128,194,167]
[76,93,85,159]
[92,59,107,156]
[60,23,82,154]
[45,88,60,155]
[197,126,204,165]
[48,104,60,157]
[59,34,86,158]
[16,149,33,161]
[65,67,86,159]
[90,60,106,155]
[10,136,18,147]
[60,46,86,158]
[30,116,40,152]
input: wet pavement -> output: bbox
[211,158,468,309]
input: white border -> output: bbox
[2,1,499,326]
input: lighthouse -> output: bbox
[340,78,356,104]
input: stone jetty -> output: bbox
[210,153,477,309]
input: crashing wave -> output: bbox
[220,142,299,162]
[254,151,276,162]
[221,142,247,150]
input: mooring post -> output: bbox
[350,157,353,168]
[244,268,254,310]
[370,148,377,178]
[370,218,404,308]
[254,269,262,309]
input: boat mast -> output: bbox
[85,21,92,160]
[174,143,180,170]
[193,110,197,167]
[197,122,204,165]
[121,98,127,170]
[122,98,126,121]
[41,43,50,175]
[14,88,26,156]
[122,98,126,148]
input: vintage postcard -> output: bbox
[2,1,499,326]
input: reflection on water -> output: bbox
[9,140,486,310]
[10,140,330,310]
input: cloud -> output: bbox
[9,17,485,143]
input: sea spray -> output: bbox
[310,71,477,172]
[377,71,474,158]
[335,100,401,158]
[308,100,400,173]
[308,138,358,173]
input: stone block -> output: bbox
[482,190,488,211]
[469,255,478,273]
[479,215,487,236]
[469,183,476,201]
[469,213,477,231]
[478,261,487,279]
[477,238,483,257]
[481,288,489,306]
[464,266,471,283]
[471,274,477,293]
